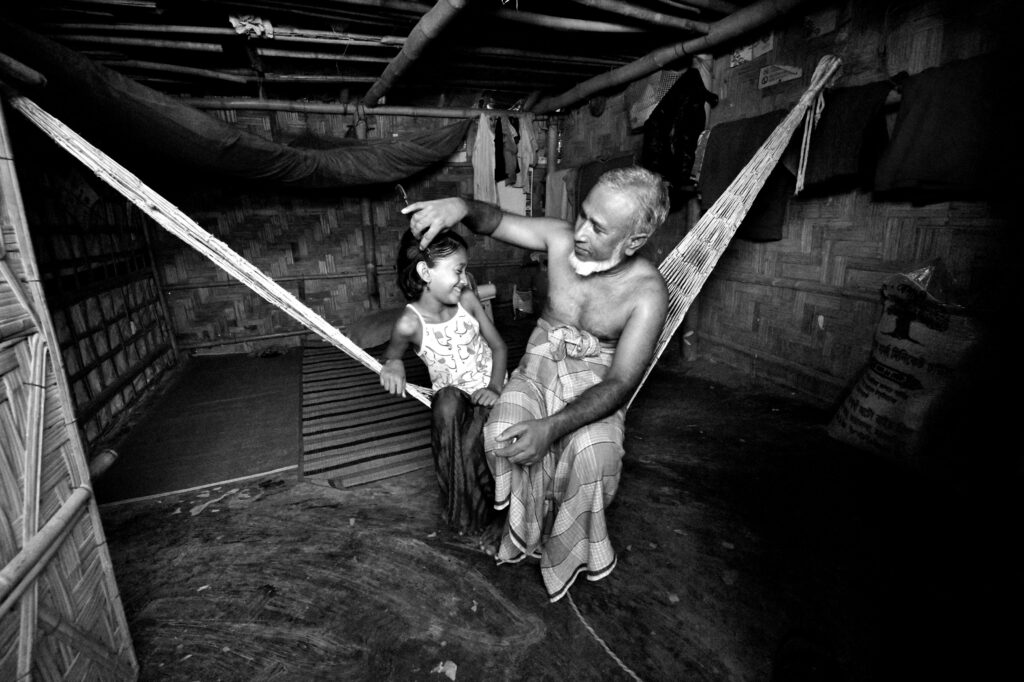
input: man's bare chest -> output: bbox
[546,280,632,340]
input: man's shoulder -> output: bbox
[627,256,669,293]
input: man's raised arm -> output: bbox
[402,197,567,252]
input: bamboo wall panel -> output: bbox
[2,100,137,679]
[31,209,175,446]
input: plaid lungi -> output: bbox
[483,318,625,602]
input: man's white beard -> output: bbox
[569,242,626,277]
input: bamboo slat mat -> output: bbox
[301,338,433,487]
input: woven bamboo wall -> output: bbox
[2,104,137,680]
[11,130,177,448]
[154,112,525,353]
[557,0,1009,407]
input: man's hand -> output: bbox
[401,198,468,249]
[470,386,500,407]
[380,358,407,397]
[491,419,555,466]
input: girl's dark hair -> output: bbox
[396,228,468,301]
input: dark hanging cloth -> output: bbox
[575,152,636,211]
[874,54,1004,201]
[699,110,795,242]
[640,68,719,199]
[0,20,470,189]
[790,80,894,193]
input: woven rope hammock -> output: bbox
[4,55,839,414]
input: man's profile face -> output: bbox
[570,184,637,277]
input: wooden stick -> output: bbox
[5,92,433,408]
[0,486,92,612]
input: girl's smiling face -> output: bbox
[420,247,469,305]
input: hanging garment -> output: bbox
[699,110,796,242]
[784,80,894,192]
[473,114,498,203]
[874,54,1004,200]
[515,114,539,188]
[640,68,719,194]
[498,115,519,185]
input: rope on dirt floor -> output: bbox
[566,591,644,682]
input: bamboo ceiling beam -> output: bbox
[56,35,224,52]
[255,48,392,63]
[562,0,710,33]
[458,46,625,67]
[0,52,46,87]
[361,0,467,107]
[101,60,251,83]
[494,9,645,32]
[45,23,408,46]
[652,0,738,14]
[178,97,550,120]
[532,0,814,112]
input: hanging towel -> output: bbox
[516,114,538,188]
[699,110,795,242]
[473,114,498,203]
[785,80,894,192]
[874,54,1003,200]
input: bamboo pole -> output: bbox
[495,9,645,32]
[532,0,814,112]
[177,97,549,120]
[100,59,251,83]
[355,116,381,309]
[17,332,46,678]
[0,52,47,87]
[651,0,738,14]
[57,35,225,52]
[44,22,408,46]
[562,0,710,33]
[362,0,468,106]
[0,486,93,612]
[4,92,433,408]
[255,48,392,62]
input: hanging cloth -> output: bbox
[472,114,498,203]
[498,114,519,185]
[515,114,538,189]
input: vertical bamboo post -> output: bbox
[355,113,381,309]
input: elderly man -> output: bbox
[403,166,669,601]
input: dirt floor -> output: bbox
[97,354,1021,682]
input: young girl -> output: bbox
[380,228,507,535]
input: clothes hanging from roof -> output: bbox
[515,114,538,189]
[699,110,795,242]
[874,54,1003,200]
[473,114,498,203]
[545,167,578,223]
[497,114,519,185]
[0,19,470,189]
[640,68,718,196]
[786,80,894,193]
